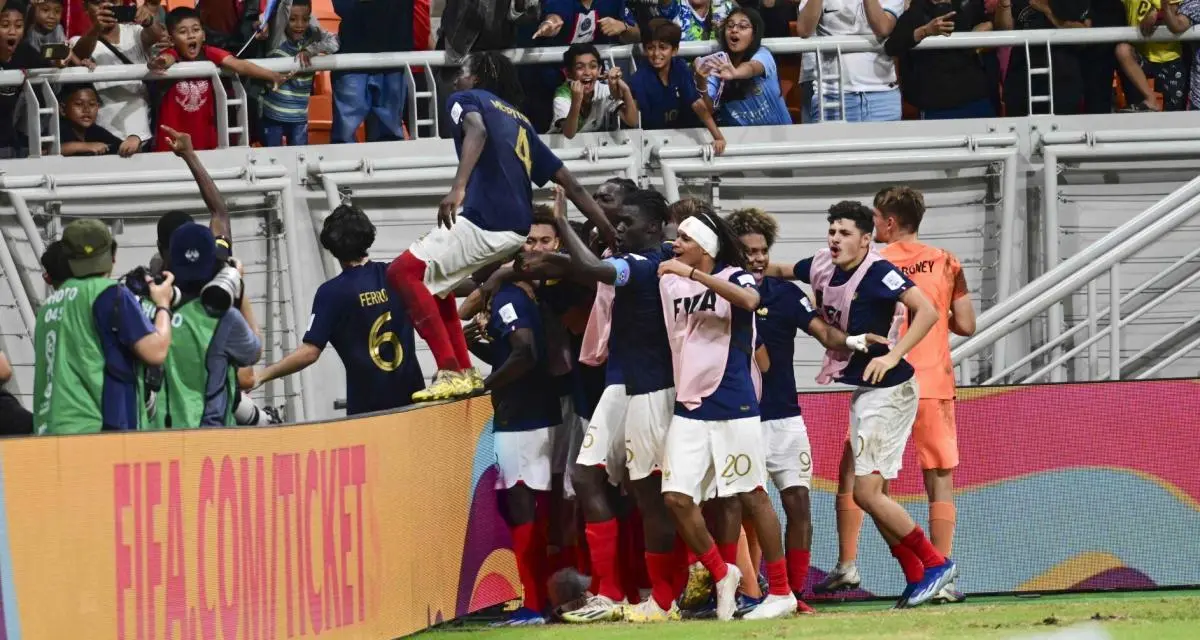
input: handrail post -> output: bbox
[22,79,42,158]
[403,63,419,140]
[1042,149,1063,381]
[1108,264,1121,380]
[213,71,231,148]
[1087,279,1098,380]
[232,77,250,146]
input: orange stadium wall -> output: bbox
[0,379,1197,639]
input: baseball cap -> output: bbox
[61,219,114,277]
[168,223,218,285]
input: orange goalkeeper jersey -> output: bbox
[880,241,967,400]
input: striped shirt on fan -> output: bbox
[262,39,320,124]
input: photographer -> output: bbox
[32,219,175,435]
[157,223,262,428]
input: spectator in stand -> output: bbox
[1164,0,1200,110]
[552,42,638,137]
[798,0,903,122]
[885,0,996,119]
[0,350,32,436]
[32,219,175,434]
[331,0,418,143]
[532,0,638,43]
[147,7,284,153]
[58,83,142,156]
[701,7,792,127]
[667,0,735,41]
[0,2,53,158]
[1115,0,1188,112]
[70,0,164,151]
[994,0,1090,116]
[1082,0,1124,113]
[24,0,65,49]
[260,0,338,147]
[629,18,725,151]
[198,0,259,52]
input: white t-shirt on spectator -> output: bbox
[551,80,621,134]
[798,0,902,93]
[68,24,152,142]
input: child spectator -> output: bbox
[1164,0,1200,109]
[552,42,638,138]
[0,2,52,158]
[70,0,163,152]
[1115,0,1188,111]
[701,6,791,127]
[667,0,735,41]
[629,18,725,152]
[260,0,337,147]
[147,6,284,153]
[58,83,140,156]
[25,0,65,49]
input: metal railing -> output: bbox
[951,174,1200,384]
[4,25,1200,154]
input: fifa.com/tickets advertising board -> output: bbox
[0,379,1194,638]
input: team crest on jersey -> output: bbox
[756,307,768,317]
[174,80,210,113]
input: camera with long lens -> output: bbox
[122,265,181,307]
[201,258,244,315]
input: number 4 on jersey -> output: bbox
[514,127,532,177]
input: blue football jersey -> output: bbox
[446,89,564,234]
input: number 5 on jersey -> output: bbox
[514,127,532,177]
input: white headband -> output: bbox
[679,216,720,259]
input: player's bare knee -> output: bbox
[662,490,695,515]
[780,486,811,519]
[852,481,883,513]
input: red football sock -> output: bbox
[645,552,679,611]
[434,292,472,371]
[510,522,549,612]
[716,542,739,566]
[386,252,459,371]
[765,559,791,596]
[670,537,690,596]
[901,526,946,569]
[787,549,811,596]
[697,544,729,583]
[889,543,925,584]
[585,519,624,601]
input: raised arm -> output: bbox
[552,215,618,285]
[161,126,233,240]
[550,166,618,251]
[660,261,760,310]
[863,286,936,384]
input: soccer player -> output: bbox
[463,266,563,626]
[385,51,616,403]
[655,211,797,621]
[529,189,677,624]
[873,186,975,602]
[766,201,956,608]
[254,204,425,415]
[727,207,881,613]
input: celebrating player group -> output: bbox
[386,51,978,625]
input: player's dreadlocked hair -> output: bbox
[726,207,779,248]
[603,177,638,198]
[685,211,749,271]
[468,51,525,109]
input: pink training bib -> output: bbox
[809,248,904,384]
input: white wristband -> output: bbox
[846,334,869,353]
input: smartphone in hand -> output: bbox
[112,4,138,22]
[41,43,70,62]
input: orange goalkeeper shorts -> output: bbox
[912,399,958,470]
